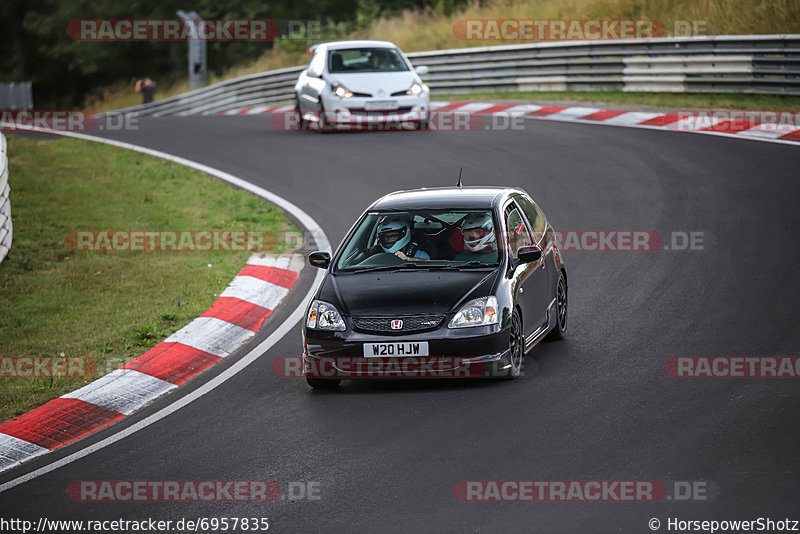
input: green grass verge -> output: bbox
[432,91,800,111]
[0,135,299,422]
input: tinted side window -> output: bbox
[514,194,547,240]
[504,204,533,258]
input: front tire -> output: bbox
[306,377,341,389]
[498,310,524,379]
[294,98,308,131]
[546,272,567,341]
[318,104,333,133]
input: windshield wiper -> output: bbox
[347,261,496,274]
[436,261,497,270]
[348,262,429,274]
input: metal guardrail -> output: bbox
[408,34,800,95]
[112,35,800,117]
[0,133,12,264]
[113,66,304,117]
[0,82,34,111]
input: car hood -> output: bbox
[322,270,499,316]
[326,72,419,96]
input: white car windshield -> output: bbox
[328,48,410,73]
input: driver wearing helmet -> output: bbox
[455,212,498,262]
[376,215,430,261]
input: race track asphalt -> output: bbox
[2,116,799,533]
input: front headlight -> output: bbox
[403,83,424,96]
[448,296,499,328]
[333,83,353,98]
[306,300,346,331]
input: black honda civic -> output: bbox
[302,186,567,388]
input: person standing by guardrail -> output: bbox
[135,78,157,104]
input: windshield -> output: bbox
[328,48,410,73]
[336,210,501,272]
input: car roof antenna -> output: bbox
[457,167,463,189]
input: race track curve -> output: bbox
[2,115,799,533]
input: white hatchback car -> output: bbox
[294,40,430,130]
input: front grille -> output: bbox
[352,314,445,333]
[347,107,414,116]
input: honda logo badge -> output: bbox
[390,319,403,330]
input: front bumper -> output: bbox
[304,323,510,379]
[320,93,430,125]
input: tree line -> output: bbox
[0,0,466,108]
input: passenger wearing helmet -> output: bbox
[376,215,430,261]
[454,212,498,262]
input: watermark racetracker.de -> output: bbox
[64,230,284,252]
[0,111,138,132]
[550,231,704,252]
[67,480,321,502]
[274,355,501,379]
[0,356,98,379]
[452,19,709,40]
[270,110,528,133]
[669,111,800,133]
[62,228,705,253]
[453,480,717,502]
[1,517,270,533]
[0,356,150,380]
[67,19,322,41]
[665,356,800,378]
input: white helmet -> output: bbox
[377,216,411,253]
[461,212,496,252]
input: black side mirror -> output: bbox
[517,245,542,264]
[308,251,331,269]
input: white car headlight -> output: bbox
[448,296,499,328]
[333,83,353,98]
[306,300,346,331]
[401,83,424,96]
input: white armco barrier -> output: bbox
[108,35,800,118]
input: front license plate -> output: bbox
[364,100,399,111]
[363,341,429,357]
